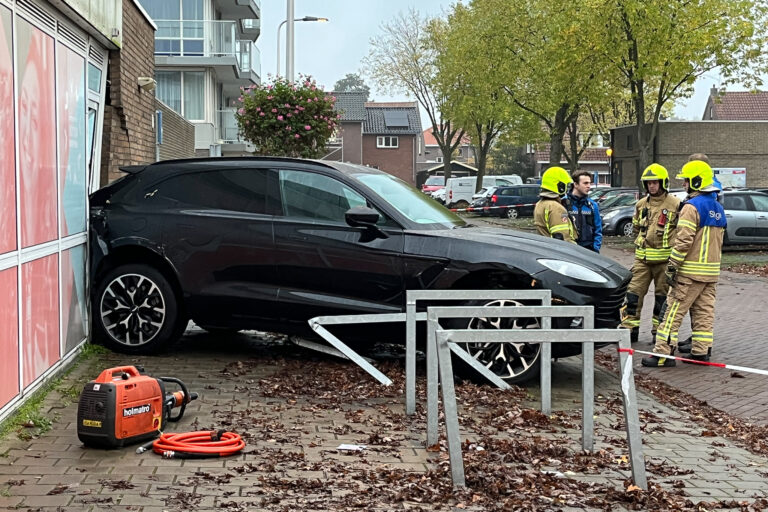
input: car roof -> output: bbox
[120,156,389,178]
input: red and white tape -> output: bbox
[618,348,768,376]
[449,202,537,213]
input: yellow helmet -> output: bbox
[641,163,669,191]
[541,166,573,195]
[677,160,714,191]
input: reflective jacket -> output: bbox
[632,193,680,263]
[669,191,726,282]
[566,193,602,252]
[534,195,576,243]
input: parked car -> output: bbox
[598,193,638,211]
[421,175,445,195]
[487,184,541,219]
[89,157,631,384]
[721,190,768,245]
[601,202,637,237]
[468,186,497,213]
[589,187,639,204]
[445,175,521,209]
[431,187,446,204]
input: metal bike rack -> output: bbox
[425,305,594,450]
[432,323,645,490]
[405,290,552,416]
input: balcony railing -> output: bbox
[217,108,244,143]
[236,40,260,79]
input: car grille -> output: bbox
[594,277,629,328]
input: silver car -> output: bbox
[721,190,768,245]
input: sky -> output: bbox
[256,1,750,127]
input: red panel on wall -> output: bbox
[0,7,15,255]
[0,267,19,408]
[22,254,60,387]
[18,20,57,248]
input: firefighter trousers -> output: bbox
[621,260,668,333]
[653,276,717,356]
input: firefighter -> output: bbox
[533,166,576,243]
[642,160,726,367]
[620,164,680,343]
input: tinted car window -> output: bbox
[155,169,268,214]
[723,194,748,211]
[278,170,367,222]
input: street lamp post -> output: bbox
[276,16,328,79]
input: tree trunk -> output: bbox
[548,104,571,170]
[442,148,453,181]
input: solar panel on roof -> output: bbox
[384,111,409,128]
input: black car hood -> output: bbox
[405,225,626,275]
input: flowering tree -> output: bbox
[235,75,339,158]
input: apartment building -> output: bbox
[138,0,261,156]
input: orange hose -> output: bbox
[152,430,245,458]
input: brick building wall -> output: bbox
[156,100,196,161]
[99,0,156,185]
[611,122,768,188]
[362,135,416,184]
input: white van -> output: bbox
[445,174,522,208]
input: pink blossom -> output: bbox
[271,108,277,113]
[298,106,304,111]
[245,120,250,125]
[267,95,274,100]
[267,85,273,90]
[238,96,243,102]
[307,98,313,103]
[256,107,261,111]
[286,126,292,131]
[294,110,299,114]
[277,115,284,121]
[287,113,292,118]
[259,112,265,116]
[314,97,319,102]
[285,103,291,108]
[314,115,318,119]
[304,125,311,130]
[294,134,300,139]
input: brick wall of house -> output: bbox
[99,0,156,185]
[612,122,768,188]
[155,100,196,161]
[362,135,416,183]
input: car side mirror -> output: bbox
[345,206,389,240]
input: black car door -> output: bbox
[271,167,406,321]
[152,168,278,327]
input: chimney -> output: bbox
[710,86,719,97]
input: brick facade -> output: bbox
[156,100,196,161]
[99,0,156,185]
[611,122,768,188]
[362,135,416,183]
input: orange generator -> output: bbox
[77,366,197,448]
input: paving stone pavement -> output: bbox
[0,326,767,511]
[600,244,768,425]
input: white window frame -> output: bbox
[156,69,206,122]
[376,135,399,149]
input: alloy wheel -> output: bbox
[506,207,519,219]
[460,299,542,382]
[100,273,166,347]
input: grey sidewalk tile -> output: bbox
[17,494,75,507]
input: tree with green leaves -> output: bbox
[460,0,610,169]
[364,9,465,181]
[594,0,768,170]
[235,76,338,158]
[333,73,370,100]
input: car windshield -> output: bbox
[355,173,465,228]
[601,194,636,209]
[425,176,445,186]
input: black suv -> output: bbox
[90,157,630,383]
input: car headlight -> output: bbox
[602,210,619,220]
[537,259,608,283]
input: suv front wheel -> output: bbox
[94,264,182,354]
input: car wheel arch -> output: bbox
[94,245,185,315]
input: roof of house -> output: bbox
[363,102,422,135]
[332,91,367,121]
[706,90,768,120]
[423,160,478,173]
[422,127,471,146]
[534,147,609,165]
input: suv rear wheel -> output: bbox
[94,264,182,354]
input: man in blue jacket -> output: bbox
[566,171,602,252]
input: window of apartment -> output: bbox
[436,156,443,163]
[156,70,205,121]
[377,136,399,148]
[141,0,204,56]
[626,135,633,150]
